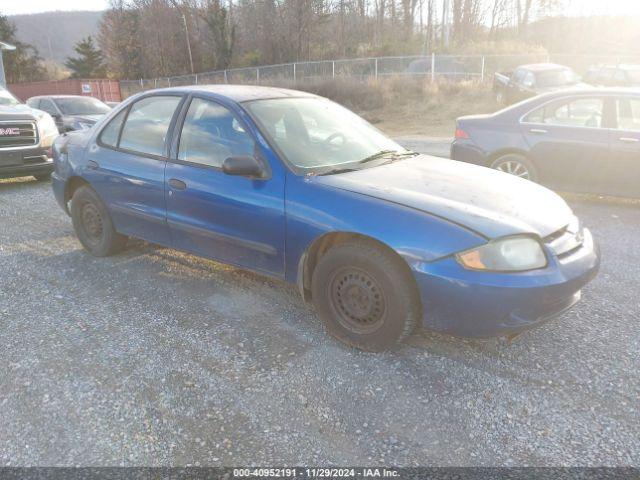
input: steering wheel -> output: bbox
[323,132,347,147]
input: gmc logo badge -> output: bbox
[0,127,21,136]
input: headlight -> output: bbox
[456,235,547,272]
[38,112,58,138]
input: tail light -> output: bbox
[455,127,470,140]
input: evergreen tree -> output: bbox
[0,13,46,83]
[64,36,106,78]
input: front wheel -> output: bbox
[311,240,421,351]
[70,185,128,257]
[490,153,538,182]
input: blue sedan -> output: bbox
[51,86,600,351]
[452,88,640,198]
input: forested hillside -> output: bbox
[9,11,103,63]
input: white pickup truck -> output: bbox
[0,85,59,180]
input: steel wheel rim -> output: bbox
[328,267,387,334]
[81,202,104,245]
[496,160,530,179]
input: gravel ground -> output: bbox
[0,176,638,467]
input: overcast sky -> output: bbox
[3,0,640,16]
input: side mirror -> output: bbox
[222,155,265,178]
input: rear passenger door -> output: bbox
[86,95,184,245]
[521,96,611,192]
[606,96,640,197]
[164,96,286,276]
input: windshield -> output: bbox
[535,68,579,88]
[0,87,21,107]
[55,97,111,115]
[245,97,408,174]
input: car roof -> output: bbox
[536,87,640,97]
[591,64,640,70]
[519,63,571,72]
[28,95,100,100]
[493,87,640,118]
[140,84,318,103]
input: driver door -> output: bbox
[521,96,612,192]
[164,96,286,276]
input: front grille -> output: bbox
[0,122,38,149]
[545,227,584,257]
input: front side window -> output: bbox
[178,98,255,168]
[616,98,640,132]
[245,97,407,173]
[535,68,579,88]
[119,96,182,157]
[524,98,604,128]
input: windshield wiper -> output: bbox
[358,150,398,164]
[316,166,360,176]
[359,150,419,165]
[315,151,419,176]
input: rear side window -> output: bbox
[178,98,255,168]
[616,98,640,132]
[99,109,127,148]
[119,96,182,157]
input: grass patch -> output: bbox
[291,77,499,137]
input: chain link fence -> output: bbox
[120,53,640,99]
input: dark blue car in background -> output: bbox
[452,88,640,198]
[52,86,600,350]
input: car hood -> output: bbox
[312,155,573,239]
[0,103,41,120]
[64,114,104,124]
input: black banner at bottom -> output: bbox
[0,468,637,480]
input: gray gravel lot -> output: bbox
[0,176,638,467]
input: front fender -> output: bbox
[284,173,486,283]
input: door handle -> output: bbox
[168,178,187,190]
[529,128,548,134]
[87,160,99,169]
[619,137,640,143]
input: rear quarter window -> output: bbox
[99,109,127,148]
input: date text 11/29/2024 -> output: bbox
[233,468,399,477]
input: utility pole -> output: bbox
[169,0,195,74]
[442,0,450,48]
[182,13,195,74]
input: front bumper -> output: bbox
[0,146,53,179]
[412,228,600,338]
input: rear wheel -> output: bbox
[490,153,538,182]
[70,185,127,257]
[311,240,420,351]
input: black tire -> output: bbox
[490,153,538,182]
[311,239,421,351]
[70,185,127,257]
[34,173,52,181]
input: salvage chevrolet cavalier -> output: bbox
[51,86,600,351]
